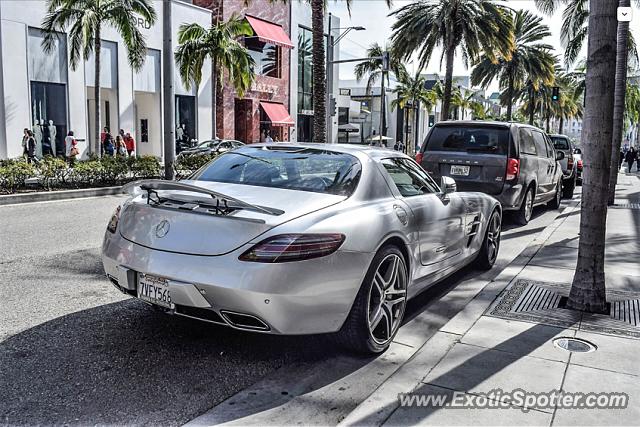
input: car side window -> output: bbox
[519,128,537,155]
[382,158,440,197]
[544,137,555,159]
[532,131,548,158]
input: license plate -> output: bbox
[137,274,172,308]
[450,165,470,176]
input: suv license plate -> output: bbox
[450,165,470,176]
[138,274,172,308]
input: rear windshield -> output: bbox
[551,137,570,150]
[191,147,362,196]
[424,125,509,155]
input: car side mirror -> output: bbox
[441,176,457,195]
[556,151,565,161]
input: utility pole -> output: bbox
[379,51,389,147]
[162,0,175,180]
[326,13,333,143]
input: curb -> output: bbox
[339,198,582,426]
[0,186,125,206]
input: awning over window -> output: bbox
[246,15,294,49]
[260,102,295,126]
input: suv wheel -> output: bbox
[562,175,576,199]
[515,186,534,225]
[548,180,562,209]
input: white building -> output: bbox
[0,0,213,160]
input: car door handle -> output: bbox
[435,246,447,253]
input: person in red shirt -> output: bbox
[124,133,135,156]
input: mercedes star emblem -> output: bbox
[155,220,170,238]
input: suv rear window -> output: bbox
[551,137,570,150]
[424,125,509,155]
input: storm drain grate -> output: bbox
[487,280,640,339]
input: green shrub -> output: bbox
[0,160,36,193]
[99,156,129,185]
[38,156,69,190]
[70,159,103,187]
[129,155,161,179]
[174,154,217,179]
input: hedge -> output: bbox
[0,154,218,194]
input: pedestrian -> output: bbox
[625,147,636,173]
[124,132,135,156]
[25,129,36,163]
[21,128,30,159]
[620,149,625,169]
[103,132,115,157]
[393,141,399,151]
[265,130,274,143]
[65,131,78,166]
[115,135,128,157]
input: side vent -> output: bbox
[466,215,481,247]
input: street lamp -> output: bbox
[326,13,366,142]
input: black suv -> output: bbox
[548,134,576,198]
[416,121,565,225]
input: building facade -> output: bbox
[193,0,295,143]
[0,0,213,160]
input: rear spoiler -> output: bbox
[123,179,284,216]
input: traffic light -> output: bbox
[382,51,390,72]
[552,86,560,101]
[329,96,337,117]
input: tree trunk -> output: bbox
[528,85,535,125]
[546,115,550,133]
[94,28,101,157]
[607,0,631,205]
[404,106,409,151]
[212,61,218,138]
[567,0,618,313]
[311,0,326,143]
[559,116,564,134]
[506,74,514,121]
[414,101,421,157]
[441,46,455,122]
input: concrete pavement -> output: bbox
[340,173,640,426]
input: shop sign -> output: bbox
[131,16,152,30]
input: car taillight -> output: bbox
[107,205,121,234]
[506,158,520,181]
[567,157,574,170]
[415,152,423,164]
[239,234,345,263]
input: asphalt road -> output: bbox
[0,194,566,426]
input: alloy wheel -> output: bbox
[367,254,407,345]
[524,190,533,222]
[486,213,501,264]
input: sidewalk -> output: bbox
[342,173,640,426]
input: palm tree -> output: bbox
[42,0,156,157]
[390,66,437,152]
[608,0,632,205]
[566,0,618,313]
[471,10,556,121]
[174,14,255,139]
[390,0,514,122]
[354,44,402,138]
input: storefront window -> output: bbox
[246,39,281,78]
[30,81,67,157]
[175,95,196,154]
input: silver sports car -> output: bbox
[102,144,501,354]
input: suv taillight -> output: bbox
[415,152,423,164]
[239,234,345,263]
[506,158,520,181]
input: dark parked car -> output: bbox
[416,121,564,225]
[177,139,244,159]
[548,134,576,198]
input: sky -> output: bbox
[327,0,640,92]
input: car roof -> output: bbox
[548,134,570,139]
[431,120,546,131]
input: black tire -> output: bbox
[473,209,501,270]
[514,186,534,225]
[332,245,408,355]
[548,180,562,209]
[562,175,576,199]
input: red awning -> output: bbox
[260,102,295,126]
[245,15,294,49]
